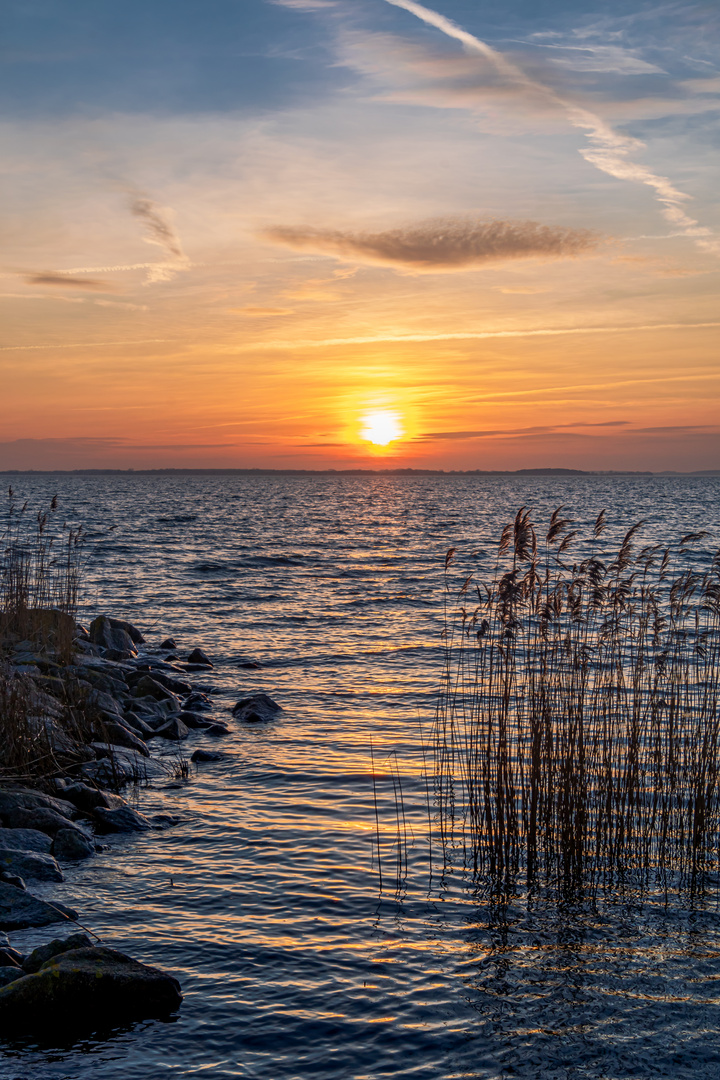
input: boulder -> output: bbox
[191,749,226,763]
[61,783,122,814]
[186,648,213,667]
[232,693,282,723]
[239,661,262,670]
[159,637,176,650]
[89,617,137,660]
[127,668,191,696]
[52,829,95,861]
[205,723,231,737]
[0,849,63,883]
[0,788,78,821]
[0,828,52,854]
[0,970,22,989]
[0,874,25,891]
[0,947,22,968]
[177,710,212,729]
[153,717,189,741]
[93,806,152,834]
[22,932,93,974]
[0,881,77,930]
[106,617,145,645]
[131,675,179,704]
[0,807,87,840]
[0,946,182,1029]
[99,721,150,757]
[183,692,212,711]
[122,711,157,739]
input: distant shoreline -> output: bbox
[0,468,718,477]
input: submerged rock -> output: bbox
[205,723,231,737]
[191,749,226,763]
[159,637,177,650]
[0,849,63,883]
[0,881,77,930]
[0,946,182,1029]
[232,693,282,723]
[186,648,213,667]
[177,710,212,729]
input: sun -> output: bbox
[360,410,404,446]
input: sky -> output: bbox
[1,0,719,472]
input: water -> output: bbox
[1,473,719,1079]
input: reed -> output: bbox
[431,507,720,899]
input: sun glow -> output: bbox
[360,410,404,446]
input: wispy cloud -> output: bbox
[271,0,337,8]
[263,218,597,271]
[24,273,114,291]
[129,194,190,282]
[381,0,718,253]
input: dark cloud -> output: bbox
[419,421,630,441]
[262,218,598,271]
[25,273,113,291]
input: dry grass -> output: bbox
[431,507,720,899]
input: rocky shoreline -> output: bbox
[0,607,281,1036]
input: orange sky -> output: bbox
[2,0,719,472]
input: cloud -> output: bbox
[380,0,718,254]
[272,0,337,8]
[129,195,190,282]
[233,306,296,316]
[418,420,631,441]
[263,218,598,271]
[24,273,114,291]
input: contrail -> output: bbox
[383,0,716,251]
[233,320,720,350]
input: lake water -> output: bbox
[1,472,719,1080]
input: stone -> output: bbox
[0,828,52,854]
[191,749,226,763]
[0,806,87,840]
[151,814,181,828]
[177,710,212,729]
[61,783,122,814]
[239,661,262,670]
[0,881,77,930]
[0,849,63,883]
[0,947,22,968]
[153,717,189,741]
[93,806,152,833]
[0,874,25,891]
[106,617,145,645]
[159,637,177,650]
[183,692,212,711]
[232,693,282,723]
[99,721,150,757]
[52,829,95,861]
[132,675,179,704]
[205,723,231,737]
[187,648,213,667]
[0,946,182,1030]
[88,617,137,660]
[128,668,191,696]
[122,711,157,739]
[0,788,78,821]
[22,933,94,974]
[0,970,22,989]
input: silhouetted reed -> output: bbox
[432,508,720,899]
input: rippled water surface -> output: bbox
[1,473,719,1080]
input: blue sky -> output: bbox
[1,0,719,470]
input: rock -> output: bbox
[127,668,191,696]
[0,881,77,930]
[61,783,122,814]
[0,874,25,891]
[232,693,282,723]
[183,692,212,711]
[191,749,226,763]
[99,721,150,757]
[0,807,86,840]
[0,970,22,989]
[0,788,79,821]
[22,933,94,974]
[0,828,52,854]
[0,849,63,883]
[0,948,22,968]
[74,623,90,640]
[205,723,231,737]
[106,617,145,645]
[0,946,182,1030]
[93,806,152,834]
[186,648,213,667]
[178,710,212,729]
[153,717,189,741]
[151,814,181,828]
[159,637,177,650]
[132,675,179,704]
[89,617,138,660]
[122,711,157,739]
[52,829,95,861]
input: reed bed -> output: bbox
[431,507,720,899]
